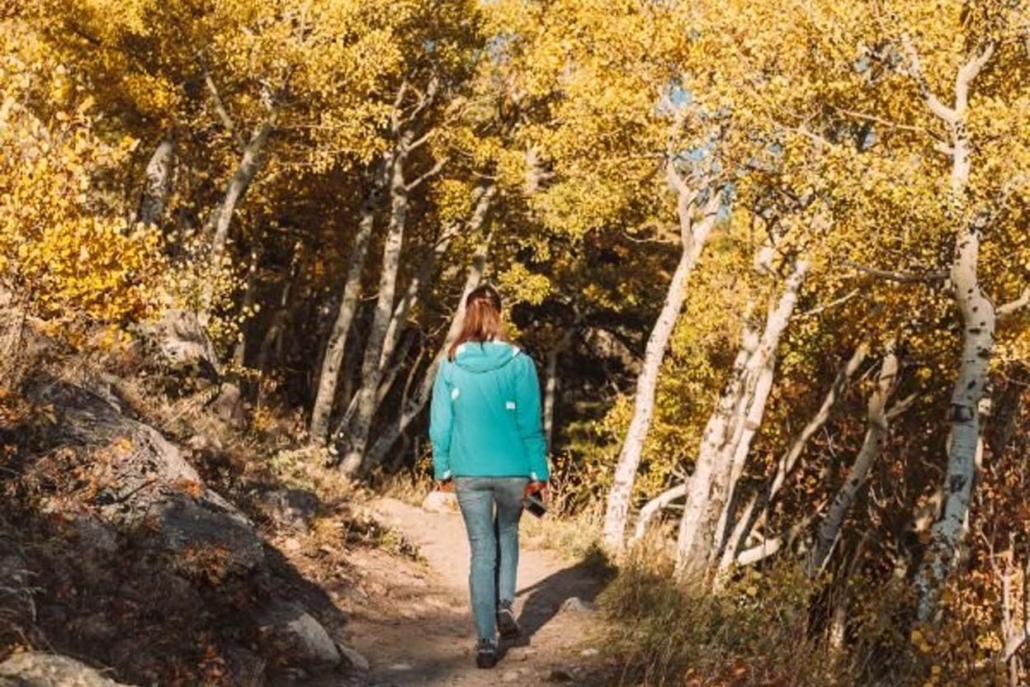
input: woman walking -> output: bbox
[429,285,549,669]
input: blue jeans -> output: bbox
[455,477,528,642]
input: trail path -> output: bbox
[344,497,608,686]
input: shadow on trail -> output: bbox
[511,549,611,647]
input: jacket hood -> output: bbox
[453,341,522,373]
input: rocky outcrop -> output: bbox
[7,376,354,685]
[27,378,264,577]
[0,653,131,687]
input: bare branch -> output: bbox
[407,130,435,152]
[832,106,932,136]
[955,43,996,113]
[198,58,243,148]
[886,392,920,421]
[388,81,409,133]
[998,287,1030,319]
[405,157,448,192]
[406,76,440,124]
[735,516,814,567]
[842,259,948,283]
[801,288,861,317]
[900,33,957,124]
[630,484,687,545]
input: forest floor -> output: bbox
[321,497,613,686]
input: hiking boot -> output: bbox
[475,638,498,669]
[497,600,520,640]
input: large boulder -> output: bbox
[0,653,131,687]
[254,488,319,533]
[141,308,219,379]
[255,600,341,669]
[27,378,263,577]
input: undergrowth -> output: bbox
[600,546,842,687]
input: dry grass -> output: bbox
[599,542,843,687]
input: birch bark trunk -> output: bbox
[716,343,867,574]
[338,130,414,474]
[136,133,175,227]
[808,343,899,576]
[364,235,492,466]
[909,40,997,621]
[676,258,809,579]
[199,117,275,324]
[601,187,721,553]
[308,160,387,444]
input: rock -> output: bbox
[0,544,32,635]
[337,644,370,671]
[501,669,522,683]
[506,647,537,662]
[154,496,264,577]
[185,434,223,453]
[255,600,341,668]
[420,490,458,514]
[70,517,119,556]
[580,648,599,657]
[26,377,264,577]
[0,652,131,686]
[208,384,246,428]
[106,641,161,685]
[143,308,219,379]
[559,597,596,614]
[67,613,118,642]
[547,666,577,682]
[255,489,319,533]
[224,644,265,687]
[388,663,413,671]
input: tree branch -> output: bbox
[842,259,948,283]
[405,157,448,192]
[198,58,243,149]
[998,287,1030,319]
[832,106,931,136]
[955,43,995,113]
[900,33,956,124]
[801,288,861,317]
[630,484,687,545]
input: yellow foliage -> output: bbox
[0,21,165,328]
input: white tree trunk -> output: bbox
[630,483,687,545]
[808,342,899,576]
[338,132,415,474]
[364,234,492,466]
[676,258,809,579]
[543,327,576,452]
[601,188,721,553]
[376,183,494,382]
[136,133,175,227]
[717,342,867,574]
[908,40,996,621]
[232,248,260,367]
[308,161,387,444]
[199,117,275,324]
[917,224,994,620]
[207,118,275,268]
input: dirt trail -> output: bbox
[344,497,608,686]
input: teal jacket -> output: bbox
[429,341,549,481]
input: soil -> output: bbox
[336,498,610,687]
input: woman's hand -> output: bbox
[525,480,550,507]
[437,478,455,493]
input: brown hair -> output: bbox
[448,284,504,360]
